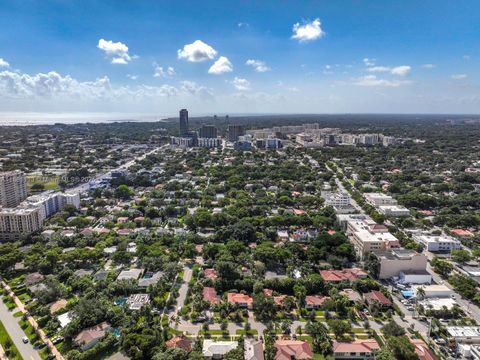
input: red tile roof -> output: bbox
[204,268,218,279]
[411,339,437,360]
[203,287,220,304]
[333,339,380,354]
[364,290,392,306]
[451,229,474,237]
[320,268,368,282]
[274,340,313,360]
[305,295,329,307]
[227,292,253,307]
[165,336,192,352]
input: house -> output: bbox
[245,338,265,360]
[305,295,329,310]
[410,339,437,360]
[320,268,367,282]
[204,268,218,280]
[340,289,362,303]
[126,294,150,310]
[24,272,44,285]
[74,321,111,350]
[203,287,220,305]
[332,339,380,359]
[74,269,93,277]
[165,336,192,352]
[227,293,253,309]
[138,271,163,287]
[363,291,392,309]
[274,340,313,360]
[94,269,109,281]
[202,340,238,359]
[116,268,143,281]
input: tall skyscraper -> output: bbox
[179,109,189,137]
[228,124,245,142]
[0,171,28,208]
[199,125,218,139]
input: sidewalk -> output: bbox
[2,281,65,360]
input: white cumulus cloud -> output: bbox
[421,64,436,69]
[231,77,250,91]
[177,40,217,62]
[354,75,411,87]
[391,65,411,76]
[246,59,270,72]
[451,74,467,80]
[127,74,138,80]
[366,65,411,76]
[0,58,9,68]
[363,58,376,66]
[154,64,176,78]
[208,56,233,75]
[291,18,325,42]
[97,38,133,64]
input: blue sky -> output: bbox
[0,0,479,115]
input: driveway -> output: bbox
[0,298,41,360]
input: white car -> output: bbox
[22,337,29,344]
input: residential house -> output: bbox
[202,340,238,359]
[320,268,367,282]
[227,293,253,309]
[203,287,220,306]
[74,321,111,350]
[204,268,218,280]
[332,339,380,359]
[363,291,392,309]
[126,293,150,310]
[274,340,313,360]
[245,338,264,360]
[165,336,192,352]
[305,295,329,310]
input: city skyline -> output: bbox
[0,0,480,116]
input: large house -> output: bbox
[74,322,111,350]
[203,287,220,305]
[202,340,238,359]
[274,340,314,360]
[363,291,392,309]
[165,336,192,352]
[244,338,265,360]
[227,292,253,309]
[332,339,380,359]
[305,295,329,310]
[320,268,367,282]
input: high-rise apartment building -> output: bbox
[0,206,44,241]
[199,125,218,138]
[179,109,189,137]
[228,124,245,142]
[0,171,28,208]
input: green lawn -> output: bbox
[0,318,22,360]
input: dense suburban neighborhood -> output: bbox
[0,112,479,360]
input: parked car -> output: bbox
[22,337,29,344]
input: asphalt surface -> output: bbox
[0,298,41,360]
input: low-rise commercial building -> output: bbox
[378,205,410,217]
[364,193,397,207]
[413,233,463,252]
[376,249,428,280]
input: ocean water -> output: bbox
[0,112,170,126]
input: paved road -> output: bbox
[0,297,41,360]
[426,262,480,322]
[168,265,192,320]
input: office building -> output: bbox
[199,125,218,139]
[378,205,410,217]
[413,233,463,252]
[179,109,189,137]
[364,193,398,207]
[228,124,245,142]
[0,171,28,208]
